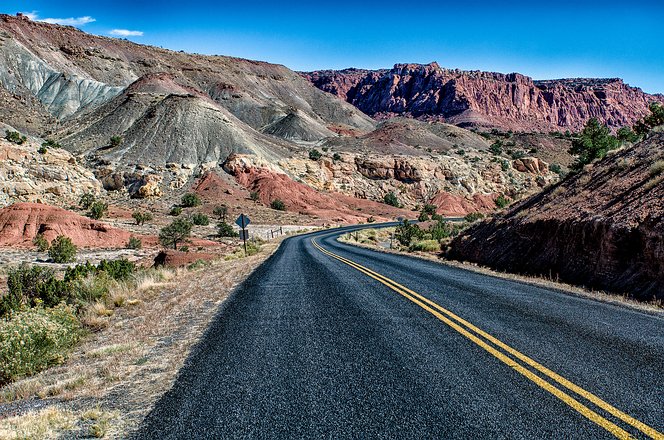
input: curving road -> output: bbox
[136,225,664,439]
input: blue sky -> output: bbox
[3,1,663,93]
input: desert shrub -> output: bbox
[1,264,72,316]
[427,220,461,240]
[42,139,61,149]
[418,211,429,222]
[126,236,142,250]
[109,136,123,147]
[79,193,96,210]
[366,216,376,223]
[409,240,440,252]
[270,199,286,211]
[464,212,485,223]
[501,159,510,171]
[489,140,503,155]
[88,201,108,220]
[5,130,26,145]
[308,149,322,161]
[97,259,135,281]
[249,191,260,203]
[649,160,664,177]
[394,220,423,247]
[569,118,619,170]
[332,153,342,161]
[218,222,238,238]
[383,191,401,207]
[495,195,510,209]
[0,304,81,385]
[422,204,437,216]
[213,204,229,222]
[48,236,77,263]
[431,213,444,222]
[33,233,50,252]
[169,206,183,216]
[181,193,201,208]
[159,219,192,250]
[550,163,565,177]
[38,145,48,154]
[616,127,639,143]
[511,150,526,160]
[132,211,153,225]
[191,213,210,226]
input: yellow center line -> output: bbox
[312,238,663,440]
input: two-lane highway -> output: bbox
[136,225,663,439]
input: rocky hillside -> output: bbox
[303,63,663,131]
[448,133,664,299]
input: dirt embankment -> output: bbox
[448,133,664,300]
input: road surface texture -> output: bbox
[137,225,663,439]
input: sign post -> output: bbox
[235,214,251,255]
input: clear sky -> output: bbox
[3,1,663,93]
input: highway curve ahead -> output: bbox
[137,225,664,439]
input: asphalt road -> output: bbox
[136,225,664,439]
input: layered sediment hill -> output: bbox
[448,133,664,299]
[303,63,663,131]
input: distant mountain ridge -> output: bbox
[302,62,663,131]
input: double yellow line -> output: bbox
[312,238,663,440]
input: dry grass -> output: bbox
[0,238,284,438]
[0,407,76,439]
[649,159,664,177]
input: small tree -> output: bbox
[5,130,26,145]
[489,140,503,155]
[418,211,429,222]
[110,136,123,148]
[249,191,260,203]
[217,222,238,238]
[309,149,322,161]
[132,211,153,225]
[270,199,286,211]
[191,213,210,226]
[159,219,192,250]
[634,102,664,135]
[213,204,229,222]
[394,220,422,247]
[422,204,437,216]
[495,195,510,209]
[32,234,50,252]
[170,206,183,216]
[568,118,619,171]
[181,193,201,208]
[88,201,108,220]
[332,153,342,162]
[616,127,639,143]
[79,193,96,210]
[48,236,77,263]
[383,191,401,207]
[464,212,485,223]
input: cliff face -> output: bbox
[303,63,663,132]
[448,133,664,300]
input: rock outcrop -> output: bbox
[448,133,664,299]
[303,63,663,131]
[0,136,101,206]
[0,202,132,248]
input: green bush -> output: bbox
[417,211,429,222]
[79,193,96,210]
[48,236,77,263]
[495,195,510,209]
[501,160,510,172]
[126,236,142,250]
[309,149,322,161]
[42,139,61,149]
[270,199,286,211]
[569,118,619,170]
[332,153,342,161]
[634,102,664,135]
[159,219,193,250]
[464,212,485,223]
[170,206,183,216]
[5,130,26,145]
[550,163,565,177]
[33,233,50,252]
[181,193,201,208]
[218,222,238,238]
[409,239,440,252]
[1,264,72,316]
[249,191,260,203]
[88,201,108,220]
[0,305,82,385]
[383,191,401,208]
[394,220,423,246]
[422,204,437,216]
[428,220,461,240]
[191,213,210,226]
[38,145,48,155]
[110,135,123,147]
[132,211,153,225]
[489,140,503,155]
[97,259,135,281]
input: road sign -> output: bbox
[235,214,251,229]
[239,230,249,240]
